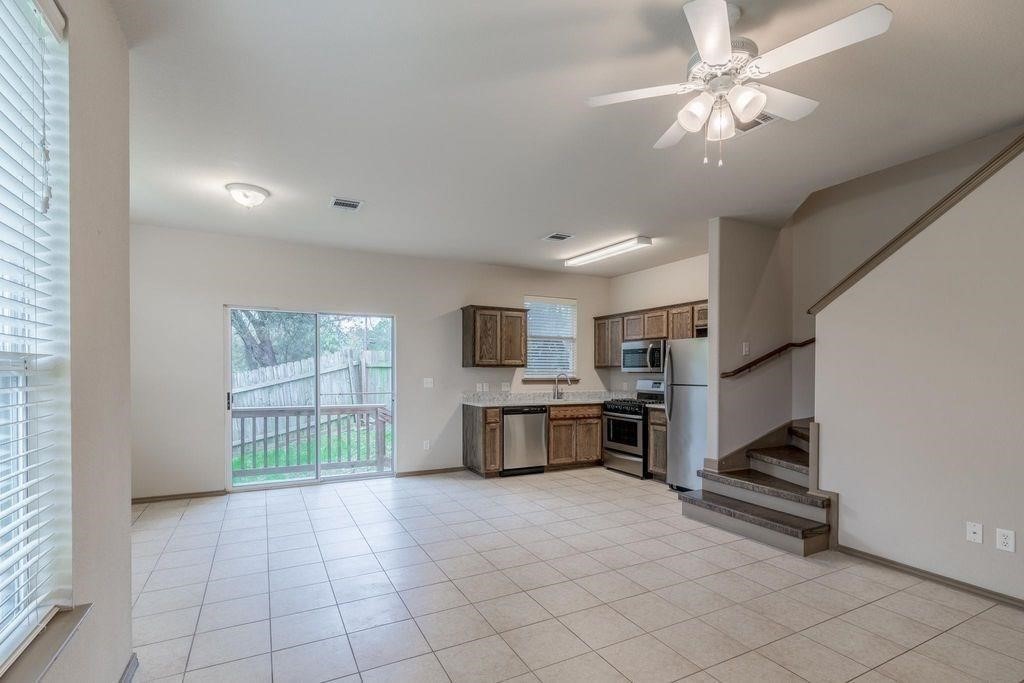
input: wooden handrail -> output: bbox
[720,338,815,378]
[808,129,1024,315]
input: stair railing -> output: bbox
[720,338,815,379]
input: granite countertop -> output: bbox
[462,390,632,407]
[647,403,666,410]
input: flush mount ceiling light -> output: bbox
[588,1,893,165]
[564,237,653,267]
[225,183,269,208]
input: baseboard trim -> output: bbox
[836,544,1024,609]
[120,652,139,682]
[395,467,466,478]
[132,490,227,504]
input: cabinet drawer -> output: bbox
[485,408,502,423]
[548,404,602,420]
[648,407,666,426]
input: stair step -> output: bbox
[698,469,829,508]
[748,445,809,475]
[679,490,829,539]
[788,425,810,441]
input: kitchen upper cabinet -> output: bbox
[694,303,709,329]
[594,317,623,369]
[668,306,693,339]
[548,420,576,465]
[462,306,528,367]
[647,407,667,478]
[644,310,667,339]
[623,315,644,341]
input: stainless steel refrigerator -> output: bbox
[664,338,708,490]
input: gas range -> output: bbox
[602,380,664,478]
[602,397,662,417]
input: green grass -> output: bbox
[231,423,393,486]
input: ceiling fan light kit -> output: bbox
[587,1,894,166]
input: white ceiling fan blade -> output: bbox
[683,0,733,66]
[749,84,819,121]
[653,121,686,149]
[586,82,700,107]
[745,3,893,78]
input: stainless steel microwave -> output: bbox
[621,340,665,373]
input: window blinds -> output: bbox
[524,296,577,378]
[0,0,69,672]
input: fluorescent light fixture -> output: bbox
[226,182,269,208]
[564,236,653,267]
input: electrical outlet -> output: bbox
[996,528,1015,552]
[966,521,983,544]
[620,382,627,391]
[481,382,489,392]
[741,341,750,357]
[501,382,511,391]
[475,383,483,392]
[423,377,434,388]
[422,440,430,451]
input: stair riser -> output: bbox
[749,459,809,487]
[700,479,828,524]
[679,501,830,557]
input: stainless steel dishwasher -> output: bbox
[501,406,548,475]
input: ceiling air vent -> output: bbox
[544,233,574,242]
[735,112,779,137]
[331,197,362,211]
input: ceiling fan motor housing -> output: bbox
[686,36,759,82]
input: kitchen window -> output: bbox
[523,296,577,379]
[0,0,70,674]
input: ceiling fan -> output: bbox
[587,0,893,164]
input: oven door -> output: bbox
[621,341,664,373]
[602,413,644,456]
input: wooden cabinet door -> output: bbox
[548,420,576,465]
[594,319,609,368]
[499,310,527,366]
[668,306,693,339]
[474,310,501,365]
[644,310,668,339]
[623,315,644,341]
[608,317,623,368]
[484,421,502,472]
[575,418,602,463]
[694,303,709,327]
[648,421,667,477]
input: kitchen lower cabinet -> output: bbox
[548,405,603,466]
[647,407,667,479]
[463,405,503,476]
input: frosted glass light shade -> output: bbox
[726,84,767,123]
[705,101,736,141]
[677,92,715,133]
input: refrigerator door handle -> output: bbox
[664,344,673,423]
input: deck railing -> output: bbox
[231,404,392,483]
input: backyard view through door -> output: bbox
[229,309,394,486]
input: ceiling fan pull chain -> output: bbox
[703,124,710,165]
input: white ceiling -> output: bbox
[113,0,1024,277]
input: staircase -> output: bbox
[678,423,831,556]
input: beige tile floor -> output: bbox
[130,468,1024,682]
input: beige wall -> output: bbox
[601,254,709,391]
[787,126,1023,416]
[815,150,1024,599]
[43,0,133,680]
[709,218,792,460]
[131,224,614,497]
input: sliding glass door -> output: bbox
[228,308,394,487]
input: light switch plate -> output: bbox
[742,341,750,357]
[996,528,1015,552]
[966,521,983,544]
[422,440,430,451]
[475,383,483,392]
[423,377,434,388]
[501,382,511,391]
[481,382,489,392]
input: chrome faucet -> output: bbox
[553,373,570,400]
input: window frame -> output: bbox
[523,296,578,380]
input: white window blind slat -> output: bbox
[0,0,68,674]
[524,297,577,378]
